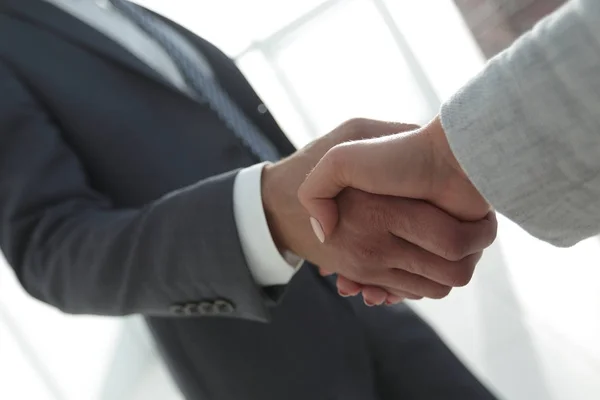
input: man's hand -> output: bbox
[296,116,496,304]
[263,118,417,257]
[297,116,491,236]
[264,118,497,304]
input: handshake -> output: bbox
[263,116,496,306]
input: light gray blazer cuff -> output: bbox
[440,0,600,247]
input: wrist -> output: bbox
[423,115,490,220]
[425,116,469,182]
[262,158,323,261]
[261,162,299,254]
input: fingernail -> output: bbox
[310,217,325,243]
[338,290,350,297]
[364,299,374,307]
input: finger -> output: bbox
[361,286,387,306]
[298,145,352,238]
[336,275,363,296]
[374,268,453,299]
[353,234,479,288]
[298,117,442,241]
[317,267,335,276]
[359,284,419,301]
[337,279,411,304]
[378,285,424,300]
[385,199,498,261]
[452,211,498,257]
[387,239,481,288]
[299,121,422,238]
[348,262,452,299]
[299,140,402,238]
[385,295,405,305]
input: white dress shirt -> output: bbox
[44,0,301,286]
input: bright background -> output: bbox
[2,1,600,399]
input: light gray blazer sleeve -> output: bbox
[440,0,600,247]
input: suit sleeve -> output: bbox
[0,61,273,321]
[440,0,600,247]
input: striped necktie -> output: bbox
[110,0,280,161]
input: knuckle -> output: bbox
[346,246,388,283]
[355,242,382,263]
[373,196,403,229]
[486,222,499,247]
[364,200,392,229]
[326,144,351,171]
[397,256,421,276]
[391,213,411,238]
[331,255,360,281]
[448,266,474,287]
[429,285,452,300]
[341,118,369,134]
[441,235,469,261]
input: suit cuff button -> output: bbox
[214,299,235,314]
[183,302,200,315]
[169,304,186,315]
[197,301,215,315]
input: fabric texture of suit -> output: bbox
[0,1,497,399]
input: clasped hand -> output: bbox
[263,117,496,306]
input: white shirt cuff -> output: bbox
[233,163,303,286]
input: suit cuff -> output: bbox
[233,163,302,286]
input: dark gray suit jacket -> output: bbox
[0,1,497,399]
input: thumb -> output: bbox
[299,133,430,239]
[298,145,350,240]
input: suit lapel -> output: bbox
[147,10,297,155]
[163,26,298,155]
[0,0,297,156]
[0,0,184,96]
